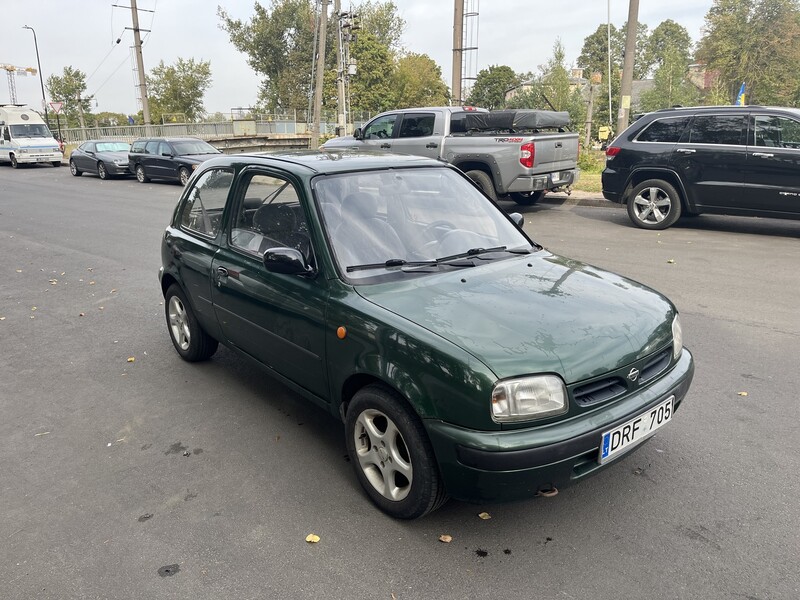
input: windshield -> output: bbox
[314,167,534,282]
[95,142,131,152]
[10,123,52,138]
[171,140,220,155]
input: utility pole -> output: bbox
[584,83,595,149]
[76,93,87,130]
[617,0,639,135]
[451,0,464,105]
[334,0,345,135]
[311,0,328,147]
[130,0,151,125]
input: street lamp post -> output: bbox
[22,25,50,126]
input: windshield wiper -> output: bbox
[347,258,438,273]
[436,245,533,262]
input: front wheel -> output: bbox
[465,170,497,202]
[178,167,191,186]
[345,385,448,519]
[135,164,150,183]
[627,179,682,230]
[164,284,218,362]
[51,161,61,167]
[98,162,109,180]
[69,160,82,176]
[10,154,18,168]
[510,190,544,206]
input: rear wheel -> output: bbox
[345,384,448,519]
[69,160,82,176]
[465,170,497,202]
[178,167,190,186]
[510,190,544,206]
[164,284,218,362]
[627,179,682,230]
[98,162,109,180]
[135,164,149,183]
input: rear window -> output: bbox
[687,115,746,145]
[635,117,690,143]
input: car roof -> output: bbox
[197,150,445,176]
[646,105,800,118]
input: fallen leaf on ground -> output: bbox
[305,534,320,543]
[111,289,117,293]
[89,281,96,285]
[31,307,37,311]
[738,391,748,396]
[478,512,491,520]
[439,534,453,543]
[666,259,675,264]
[127,357,135,363]
[0,317,5,321]
[34,431,50,437]
[79,313,85,317]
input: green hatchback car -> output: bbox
[159,151,694,519]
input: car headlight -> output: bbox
[191,164,198,170]
[20,149,29,154]
[491,375,568,423]
[114,159,126,165]
[672,314,683,359]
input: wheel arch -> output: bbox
[624,168,696,213]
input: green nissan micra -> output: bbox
[159,151,694,519]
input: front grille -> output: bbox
[640,349,671,383]
[573,377,626,407]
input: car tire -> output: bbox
[135,164,150,183]
[51,161,61,167]
[69,160,82,176]
[98,162,109,180]
[10,154,18,168]
[345,384,448,519]
[627,179,682,230]
[465,170,497,202]
[510,190,544,206]
[164,284,218,362]
[178,167,190,186]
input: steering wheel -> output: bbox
[421,220,457,243]
[376,130,389,139]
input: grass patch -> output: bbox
[574,171,602,193]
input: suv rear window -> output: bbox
[687,115,745,145]
[636,117,690,143]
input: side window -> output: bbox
[179,168,234,238]
[84,142,96,153]
[635,117,690,143]
[753,115,800,149]
[158,142,172,156]
[363,114,397,140]
[398,113,436,138]
[688,115,745,145]
[145,141,160,155]
[131,141,146,153]
[230,173,311,259]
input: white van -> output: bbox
[0,104,63,168]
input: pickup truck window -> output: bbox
[363,114,397,140]
[398,113,435,138]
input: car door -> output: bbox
[671,113,748,211]
[165,167,235,340]
[210,168,329,399]
[360,113,399,152]
[76,142,97,173]
[390,111,442,159]
[743,113,800,215]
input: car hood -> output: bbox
[12,137,59,149]
[321,136,361,150]
[355,252,675,383]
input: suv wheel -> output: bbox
[178,167,190,186]
[135,164,150,183]
[627,179,682,230]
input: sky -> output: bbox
[1,0,712,117]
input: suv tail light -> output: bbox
[520,142,534,168]
[605,146,621,157]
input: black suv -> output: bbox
[602,106,800,229]
[128,137,221,185]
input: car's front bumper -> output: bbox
[424,348,694,503]
[16,151,62,164]
[107,162,130,175]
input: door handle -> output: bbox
[676,148,696,154]
[216,266,228,287]
[426,142,438,149]
[380,143,391,149]
[752,152,774,158]
[555,142,563,148]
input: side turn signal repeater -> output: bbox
[337,326,347,339]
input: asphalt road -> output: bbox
[1,164,798,600]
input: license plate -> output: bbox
[598,396,674,464]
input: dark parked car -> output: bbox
[603,105,800,229]
[159,151,694,519]
[129,137,221,185]
[69,140,131,179]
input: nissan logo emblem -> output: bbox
[627,368,640,382]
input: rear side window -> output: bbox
[635,117,690,143]
[687,115,746,145]
[398,113,436,138]
[753,115,800,148]
[131,141,147,153]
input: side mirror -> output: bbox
[162,152,173,157]
[509,212,524,228]
[353,127,362,140]
[263,247,314,276]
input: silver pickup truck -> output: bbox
[322,106,579,205]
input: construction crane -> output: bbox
[1,64,38,104]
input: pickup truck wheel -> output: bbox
[465,170,497,202]
[510,191,544,206]
[627,179,682,230]
[164,284,218,362]
[346,384,448,519]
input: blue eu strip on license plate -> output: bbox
[598,396,674,464]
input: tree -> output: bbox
[578,24,624,80]
[647,19,692,70]
[393,53,449,107]
[146,58,212,123]
[46,66,92,128]
[348,32,397,113]
[697,0,800,105]
[466,65,519,110]
[354,0,405,52]
[639,46,700,112]
[92,111,129,127]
